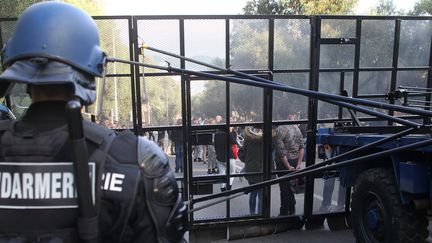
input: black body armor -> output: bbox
[0,110,186,242]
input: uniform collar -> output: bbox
[22,101,68,123]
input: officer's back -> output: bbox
[0,2,186,242]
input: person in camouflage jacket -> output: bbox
[275,123,304,215]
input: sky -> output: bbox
[104,0,418,15]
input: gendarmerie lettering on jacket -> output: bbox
[0,162,130,209]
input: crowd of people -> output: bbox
[147,110,307,217]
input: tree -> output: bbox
[243,0,303,15]
[376,0,397,15]
[300,0,358,15]
[0,0,39,17]
[410,0,432,15]
[0,0,104,17]
[242,0,358,15]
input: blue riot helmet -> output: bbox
[0,1,106,105]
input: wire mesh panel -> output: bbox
[191,79,226,122]
[274,19,311,70]
[230,19,269,70]
[273,73,309,121]
[358,71,392,95]
[94,76,133,128]
[318,72,354,120]
[321,19,356,38]
[230,83,264,123]
[0,20,16,47]
[137,19,180,69]
[0,14,432,229]
[320,45,355,69]
[185,19,226,71]
[356,97,389,125]
[397,70,429,89]
[360,20,395,68]
[137,76,182,127]
[398,20,432,67]
[96,19,131,75]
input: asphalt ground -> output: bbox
[166,153,432,243]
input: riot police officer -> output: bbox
[0,2,186,242]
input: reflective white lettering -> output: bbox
[110,173,125,192]
[62,172,74,199]
[35,173,50,199]
[51,172,61,199]
[11,173,23,199]
[22,173,34,199]
[103,173,111,190]
[1,172,11,198]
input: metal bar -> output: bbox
[403,91,432,95]
[107,58,432,118]
[226,18,231,70]
[320,38,358,45]
[303,15,321,218]
[324,98,420,127]
[338,72,345,120]
[263,18,275,219]
[352,18,362,105]
[191,134,431,205]
[189,192,245,213]
[122,46,432,119]
[131,17,140,134]
[426,26,432,124]
[389,19,401,125]
[399,86,432,91]
[179,18,189,204]
[407,99,432,104]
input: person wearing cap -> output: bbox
[0,2,186,243]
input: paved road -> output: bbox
[166,154,432,242]
[169,155,345,218]
[213,228,355,243]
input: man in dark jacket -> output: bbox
[169,118,184,173]
[0,2,186,242]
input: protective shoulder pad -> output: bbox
[83,120,115,147]
[137,136,185,242]
[137,136,170,178]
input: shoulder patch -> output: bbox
[0,162,96,209]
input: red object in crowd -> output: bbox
[232,144,239,159]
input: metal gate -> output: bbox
[1,14,431,239]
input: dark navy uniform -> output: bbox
[0,2,187,242]
[0,101,185,242]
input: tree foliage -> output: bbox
[375,0,398,15]
[242,0,358,15]
[410,0,432,15]
[243,0,303,15]
[0,0,104,17]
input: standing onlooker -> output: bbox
[193,116,204,163]
[275,109,304,216]
[214,127,238,191]
[239,125,277,215]
[170,118,184,173]
[239,126,262,214]
[206,118,218,174]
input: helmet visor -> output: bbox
[0,58,96,105]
